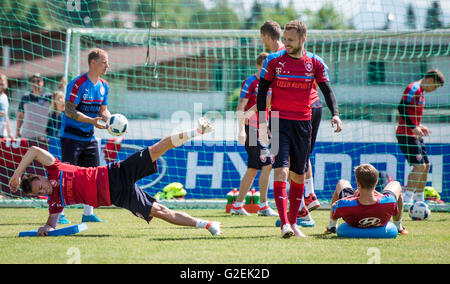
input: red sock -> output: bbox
[273,181,289,226]
[288,180,304,225]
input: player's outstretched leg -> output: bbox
[150,202,221,236]
[149,117,214,162]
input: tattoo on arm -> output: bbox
[64,101,80,121]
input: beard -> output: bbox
[286,44,302,56]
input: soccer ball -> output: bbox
[107,114,128,136]
[409,201,431,221]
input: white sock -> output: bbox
[83,205,94,216]
[403,190,414,203]
[233,201,244,208]
[259,202,268,209]
[196,219,209,228]
[304,178,314,197]
[393,220,403,231]
[414,191,424,202]
[328,218,338,229]
[298,196,305,211]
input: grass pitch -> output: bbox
[0,207,449,264]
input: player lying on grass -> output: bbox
[324,164,408,235]
[8,118,221,237]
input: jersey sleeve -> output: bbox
[403,84,420,104]
[331,201,342,220]
[260,57,276,82]
[65,80,82,105]
[313,55,330,83]
[239,79,252,99]
[102,82,109,106]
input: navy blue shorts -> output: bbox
[396,135,429,165]
[108,148,158,223]
[244,124,273,169]
[311,101,322,153]
[60,138,100,167]
[269,118,312,175]
[339,187,395,199]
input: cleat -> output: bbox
[206,221,221,236]
[297,207,309,218]
[291,224,306,237]
[58,215,71,224]
[297,218,315,227]
[81,214,105,223]
[230,205,250,216]
[324,227,337,235]
[304,193,320,211]
[257,206,278,217]
[398,227,408,235]
[281,224,294,239]
[198,117,214,134]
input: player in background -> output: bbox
[324,164,408,235]
[396,69,444,204]
[9,118,221,237]
[0,74,14,139]
[260,20,285,53]
[260,21,325,226]
[233,52,277,217]
[256,20,342,238]
[58,48,112,224]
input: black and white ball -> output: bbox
[409,201,431,220]
[107,114,128,136]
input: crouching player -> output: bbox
[8,118,221,236]
[324,164,408,235]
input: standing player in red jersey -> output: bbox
[324,164,408,235]
[396,69,445,205]
[260,20,320,225]
[8,118,221,237]
[232,52,277,217]
[256,20,342,238]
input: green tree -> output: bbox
[261,1,299,28]
[425,0,443,30]
[305,3,352,30]
[190,1,242,29]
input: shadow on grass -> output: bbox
[150,235,274,242]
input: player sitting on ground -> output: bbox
[8,118,221,237]
[324,164,408,235]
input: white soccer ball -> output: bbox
[107,114,128,136]
[409,201,431,221]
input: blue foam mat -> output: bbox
[336,222,398,239]
[19,223,88,237]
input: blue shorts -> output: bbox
[108,148,158,223]
[244,124,273,169]
[60,138,99,167]
[269,118,311,175]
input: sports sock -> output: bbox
[328,218,338,229]
[287,180,304,226]
[273,181,288,226]
[259,202,268,209]
[414,191,424,202]
[304,178,314,197]
[83,205,94,216]
[393,220,403,231]
[233,201,244,208]
[403,190,414,203]
[195,219,210,228]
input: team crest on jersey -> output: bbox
[305,61,313,72]
[50,179,58,187]
[100,86,105,96]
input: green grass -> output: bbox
[0,208,449,264]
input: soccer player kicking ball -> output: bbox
[8,118,221,237]
[324,164,408,235]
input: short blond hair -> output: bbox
[88,48,107,66]
[355,164,379,190]
[256,52,269,66]
[284,20,307,38]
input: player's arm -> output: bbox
[8,146,56,192]
[38,213,59,236]
[397,97,423,136]
[99,105,111,123]
[16,111,24,137]
[236,98,249,145]
[65,100,106,129]
[317,82,342,133]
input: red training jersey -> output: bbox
[396,82,425,137]
[45,159,110,214]
[239,75,271,127]
[261,49,329,120]
[331,192,399,228]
